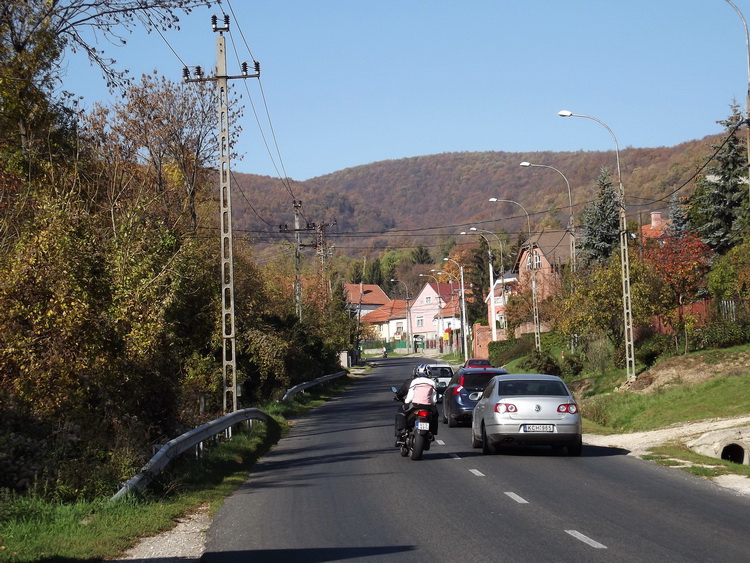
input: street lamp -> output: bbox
[390,278,411,349]
[488,198,541,351]
[442,257,469,363]
[558,109,635,381]
[520,161,576,272]
[724,0,750,204]
[462,228,500,342]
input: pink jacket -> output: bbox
[405,377,437,405]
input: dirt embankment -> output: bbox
[624,349,750,394]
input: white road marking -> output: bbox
[450,453,460,459]
[565,530,607,549]
[504,492,529,504]
[470,469,485,477]
[436,439,445,445]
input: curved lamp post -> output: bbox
[724,0,750,203]
[461,228,500,342]
[488,198,541,351]
[390,278,411,347]
[558,109,635,381]
[520,161,576,272]
[442,258,469,363]
[419,273,444,351]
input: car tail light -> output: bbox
[495,402,517,413]
[452,376,465,395]
[557,403,578,414]
[414,409,430,418]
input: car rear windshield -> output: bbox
[430,367,452,378]
[461,372,497,389]
[497,380,568,396]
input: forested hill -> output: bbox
[231,134,721,255]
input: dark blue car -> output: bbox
[442,367,508,427]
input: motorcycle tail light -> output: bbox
[414,410,430,418]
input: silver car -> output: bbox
[471,374,582,456]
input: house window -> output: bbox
[497,315,506,329]
[526,250,541,270]
[425,296,431,304]
[395,322,403,332]
[416,316,424,328]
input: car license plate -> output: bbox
[524,424,554,432]
[415,421,430,431]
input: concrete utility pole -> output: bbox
[185,14,260,414]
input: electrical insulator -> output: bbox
[224,15,230,27]
[211,15,218,30]
[182,67,189,80]
[195,66,203,77]
[241,62,248,75]
[254,61,260,73]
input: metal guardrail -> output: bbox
[111,370,349,501]
[111,408,269,501]
[281,370,348,402]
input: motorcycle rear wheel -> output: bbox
[411,432,426,460]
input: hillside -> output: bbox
[230,134,722,256]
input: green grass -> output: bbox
[581,374,750,432]
[644,444,750,479]
[0,376,353,562]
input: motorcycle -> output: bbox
[391,386,434,460]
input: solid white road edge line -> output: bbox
[565,530,607,549]
[504,492,529,504]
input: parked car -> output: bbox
[425,363,454,402]
[470,374,582,456]
[442,367,508,427]
[462,358,492,368]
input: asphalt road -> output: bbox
[202,358,750,562]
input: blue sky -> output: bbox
[61,1,750,181]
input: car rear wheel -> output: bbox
[481,424,497,455]
[567,438,582,457]
[470,427,482,449]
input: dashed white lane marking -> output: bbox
[469,469,485,477]
[565,530,607,549]
[436,440,445,445]
[504,492,529,504]
[450,453,460,459]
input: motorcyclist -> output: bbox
[394,369,438,446]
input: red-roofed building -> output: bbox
[344,283,390,319]
[641,211,670,241]
[360,299,409,341]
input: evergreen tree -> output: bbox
[364,258,383,286]
[578,168,620,266]
[411,244,433,265]
[688,103,749,254]
[666,193,691,238]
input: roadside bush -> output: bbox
[636,334,672,367]
[692,321,750,349]
[518,350,562,376]
[489,336,533,367]
[559,351,584,379]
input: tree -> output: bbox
[688,103,749,255]
[666,193,690,238]
[411,244,433,265]
[577,169,620,266]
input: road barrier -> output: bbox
[111,370,349,501]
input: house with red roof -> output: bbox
[344,283,390,319]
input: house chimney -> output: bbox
[651,212,662,228]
